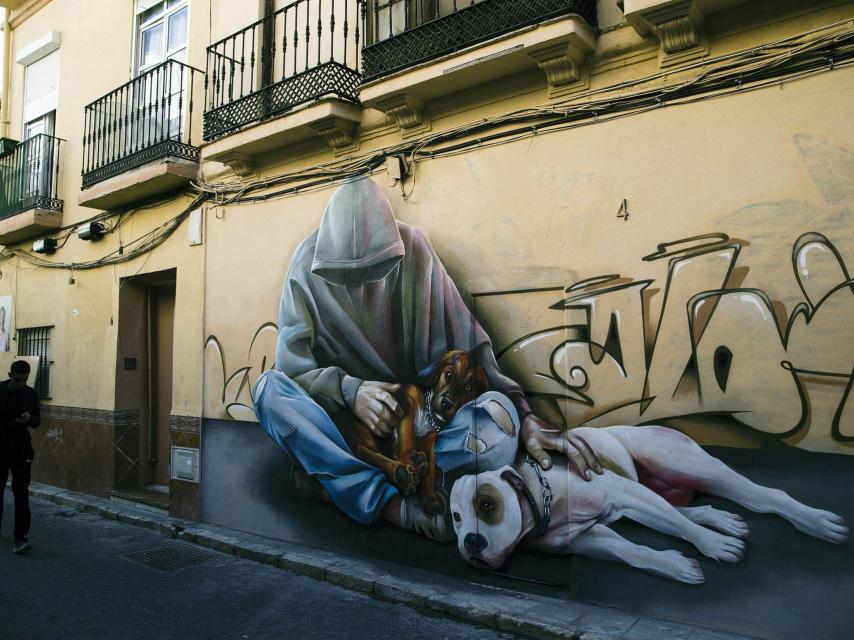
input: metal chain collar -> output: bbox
[526,454,553,535]
[423,390,441,433]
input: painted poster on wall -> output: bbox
[0,295,12,352]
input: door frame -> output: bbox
[114,268,177,489]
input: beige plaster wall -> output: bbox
[1,0,851,450]
[0,0,206,417]
[202,64,854,455]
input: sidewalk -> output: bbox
[28,482,756,640]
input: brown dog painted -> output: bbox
[332,350,488,514]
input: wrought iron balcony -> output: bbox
[360,0,598,82]
[82,59,203,190]
[204,0,363,141]
[0,134,63,221]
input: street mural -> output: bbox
[450,424,848,583]
[206,230,854,455]
[492,231,854,454]
[203,148,851,579]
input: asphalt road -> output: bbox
[0,494,521,640]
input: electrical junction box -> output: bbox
[171,447,200,483]
[188,208,204,246]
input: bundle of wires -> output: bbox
[1,193,209,270]
[196,19,854,204]
[2,18,851,272]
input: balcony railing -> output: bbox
[360,0,598,82]
[0,134,63,221]
[82,59,203,190]
[203,0,362,141]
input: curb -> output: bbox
[28,482,755,640]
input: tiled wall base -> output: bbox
[31,407,139,497]
[29,407,201,520]
[169,415,202,520]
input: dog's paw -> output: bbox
[393,463,420,497]
[408,450,429,479]
[792,508,849,544]
[693,528,746,563]
[683,505,749,539]
[657,550,706,585]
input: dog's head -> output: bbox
[416,350,489,425]
[449,466,530,569]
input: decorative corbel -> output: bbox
[310,116,358,150]
[218,152,256,178]
[374,95,430,138]
[527,24,596,98]
[623,0,708,68]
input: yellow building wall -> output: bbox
[0,0,206,418]
[202,62,854,455]
[0,0,850,449]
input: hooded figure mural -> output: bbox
[277,176,529,416]
[253,178,597,541]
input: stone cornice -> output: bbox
[9,0,52,30]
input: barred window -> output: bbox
[17,326,52,399]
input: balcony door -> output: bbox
[132,0,190,147]
[22,111,55,205]
[368,0,488,43]
[136,0,189,72]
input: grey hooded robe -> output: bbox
[274,178,530,418]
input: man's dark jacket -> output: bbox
[0,380,41,461]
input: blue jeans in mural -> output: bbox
[253,370,519,524]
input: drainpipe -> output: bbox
[147,287,157,466]
[1,9,12,138]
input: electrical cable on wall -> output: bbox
[1,193,209,270]
[194,22,854,205]
[1,20,851,273]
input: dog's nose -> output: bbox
[463,533,488,553]
[440,394,454,411]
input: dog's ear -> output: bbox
[499,467,526,492]
[416,360,441,388]
[473,364,489,394]
[416,350,466,387]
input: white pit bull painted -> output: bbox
[449,426,849,584]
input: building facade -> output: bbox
[0,1,851,637]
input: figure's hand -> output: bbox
[15,411,31,424]
[521,413,603,480]
[354,381,404,437]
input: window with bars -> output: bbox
[17,326,52,399]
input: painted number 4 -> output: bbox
[617,199,629,221]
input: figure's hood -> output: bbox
[311,178,404,285]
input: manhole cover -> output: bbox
[54,510,78,518]
[122,543,216,572]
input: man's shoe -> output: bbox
[13,540,32,554]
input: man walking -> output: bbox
[0,360,41,554]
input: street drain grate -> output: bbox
[122,543,216,572]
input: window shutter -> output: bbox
[136,0,162,14]
[23,50,59,124]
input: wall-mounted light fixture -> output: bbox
[77,221,104,241]
[33,238,58,254]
